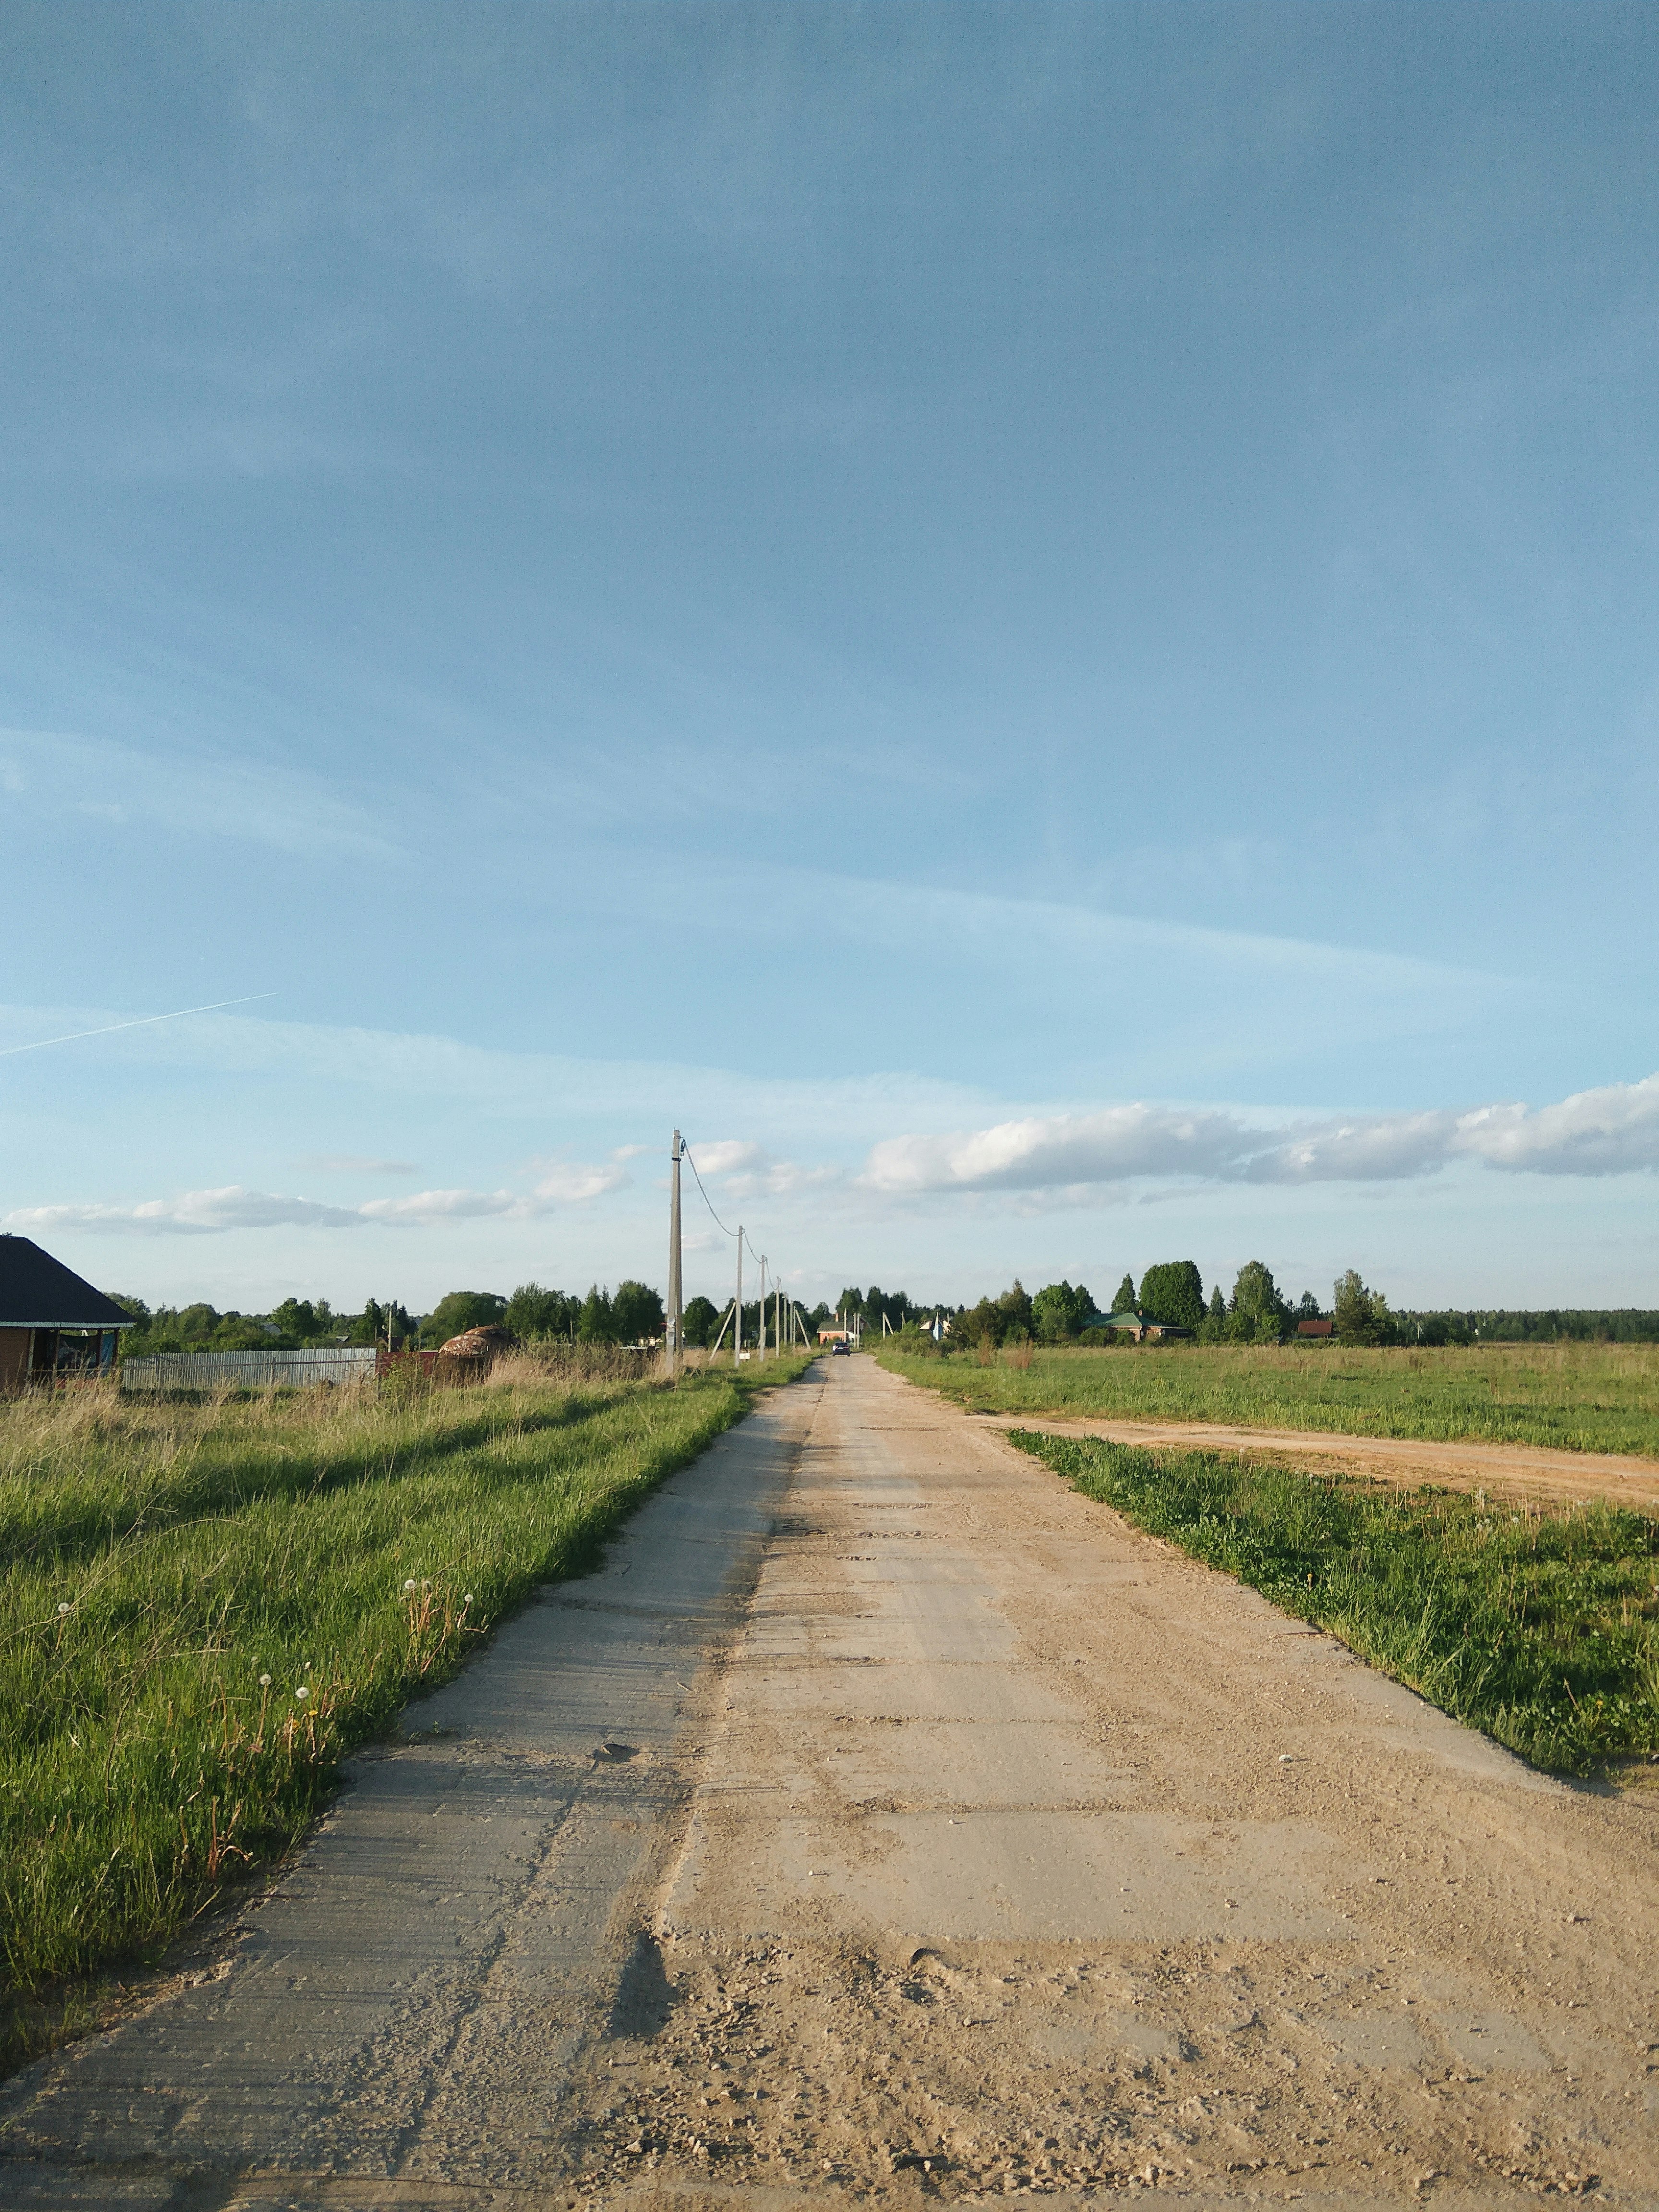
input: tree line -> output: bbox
[108,1271,1659,1361]
[111,1280,670,1356]
[935,1259,1323,1347]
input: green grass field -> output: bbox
[876,1339,1659,1458]
[1010,1429,1659,1775]
[1,1349,811,2058]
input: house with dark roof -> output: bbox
[0,1235,135,1391]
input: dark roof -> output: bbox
[0,1237,135,1330]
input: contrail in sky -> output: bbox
[0,993,278,1058]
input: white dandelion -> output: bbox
[295,1686,310,1702]
[57,1602,71,1616]
[259,1674,272,1688]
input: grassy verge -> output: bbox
[875,1340,1659,1458]
[1,1349,814,2061]
[1010,1429,1659,1775]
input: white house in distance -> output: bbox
[0,1235,135,1391]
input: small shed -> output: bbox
[0,1235,135,1391]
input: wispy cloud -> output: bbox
[356,1188,536,1224]
[5,1183,543,1236]
[0,727,397,864]
[295,1154,419,1175]
[862,1074,1659,1199]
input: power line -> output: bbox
[679,1141,739,1239]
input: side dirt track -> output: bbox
[2,1355,1656,2211]
[962,1416,1659,1517]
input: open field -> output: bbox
[1009,1428,1659,1776]
[877,1337,1659,1458]
[0,1348,810,2060]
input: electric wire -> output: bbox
[679,1141,741,1240]
[681,1142,808,1348]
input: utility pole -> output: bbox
[665,1130,683,1381]
[758,1254,768,1362]
[735,1228,743,1369]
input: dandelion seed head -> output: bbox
[463,1593,473,1605]
[57,1602,71,1616]
[295,1686,309,1701]
[259,1673,272,1688]
[404,1578,417,1592]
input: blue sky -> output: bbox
[3,0,1657,1317]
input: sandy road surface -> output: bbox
[957,1413,1659,1516]
[4,1357,1657,2210]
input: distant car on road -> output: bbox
[830,1339,851,1356]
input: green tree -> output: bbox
[613,1280,666,1342]
[1112,1273,1138,1317]
[1294,1290,1322,1322]
[210,1314,277,1350]
[682,1294,721,1347]
[1196,1285,1227,1343]
[1333,1270,1394,1346]
[951,1297,1000,1349]
[422,1290,506,1346]
[505,1283,579,1339]
[270,1298,316,1344]
[1137,1261,1205,1330]
[1227,1261,1288,1344]
[1033,1280,1095,1343]
[343,1299,413,1347]
[578,1285,617,1342]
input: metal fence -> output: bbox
[120,1347,379,1392]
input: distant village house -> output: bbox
[0,1235,135,1392]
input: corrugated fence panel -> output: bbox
[120,1348,379,1392]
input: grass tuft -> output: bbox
[1010,1428,1659,1775]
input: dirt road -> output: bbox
[4,1357,1657,2209]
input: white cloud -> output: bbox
[685,1138,764,1177]
[4,1183,542,1236]
[684,1136,837,1201]
[864,1106,1250,1195]
[6,1187,367,1236]
[1452,1076,1659,1177]
[862,1074,1659,1200]
[1248,1113,1458,1184]
[532,1159,633,1202]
